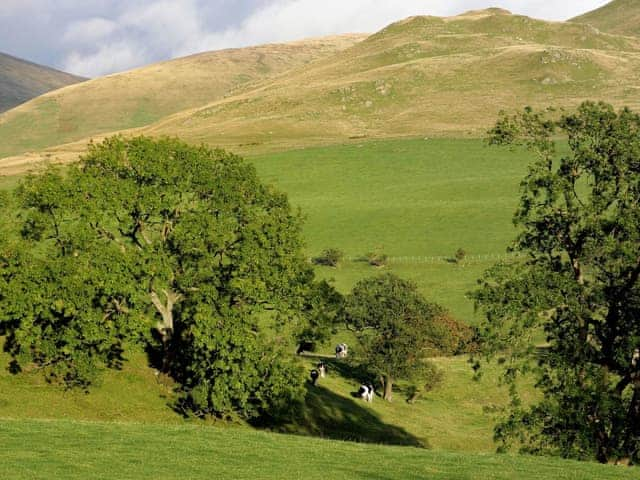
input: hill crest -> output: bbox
[4,9,640,172]
[571,0,640,37]
[0,52,85,113]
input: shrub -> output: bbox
[454,248,466,263]
[425,313,478,356]
[313,248,344,267]
[365,249,388,267]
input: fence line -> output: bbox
[344,252,523,265]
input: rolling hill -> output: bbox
[571,0,640,37]
[0,52,84,113]
[4,8,640,173]
[142,9,640,151]
[0,35,365,167]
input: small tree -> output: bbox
[474,102,640,463]
[343,273,446,401]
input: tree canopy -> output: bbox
[343,273,447,401]
[475,101,640,463]
[0,135,319,420]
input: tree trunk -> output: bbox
[625,382,640,464]
[383,375,393,401]
[150,288,182,373]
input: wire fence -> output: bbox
[344,252,524,265]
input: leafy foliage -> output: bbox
[475,102,640,463]
[294,280,344,352]
[343,273,447,401]
[365,247,388,267]
[0,136,315,419]
[312,248,344,267]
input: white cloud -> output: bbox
[64,42,148,78]
[62,17,119,44]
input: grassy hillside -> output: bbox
[0,35,364,162]
[571,0,640,37]
[4,9,640,173]
[139,9,640,150]
[0,138,535,453]
[0,52,84,113]
[0,344,525,453]
[1,419,636,480]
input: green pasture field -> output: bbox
[1,418,636,480]
[253,137,535,321]
[2,137,616,478]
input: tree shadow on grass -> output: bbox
[263,383,428,448]
[300,354,374,385]
[301,354,423,404]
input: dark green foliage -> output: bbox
[475,101,640,463]
[0,136,315,420]
[294,280,343,353]
[312,248,344,267]
[343,273,447,401]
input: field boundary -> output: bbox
[344,252,524,265]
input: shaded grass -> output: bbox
[0,343,519,453]
[1,418,636,480]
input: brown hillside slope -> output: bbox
[0,52,84,113]
[571,0,640,37]
[4,9,640,173]
[0,35,365,161]
[140,9,640,151]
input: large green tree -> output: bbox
[474,102,640,463]
[0,136,315,419]
[343,273,447,401]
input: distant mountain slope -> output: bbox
[5,8,640,173]
[0,52,84,113]
[571,0,640,37]
[0,35,365,160]
[139,9,640,151]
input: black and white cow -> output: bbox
[310,369,320,386]
[358,383,375,402]
[335,343,348,359]
[317,361,327,378]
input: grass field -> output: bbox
[1,418,636,480]
[0,137,535,452]
[252,137,532,321]
[0,342,533,453]
[0,136,622,476]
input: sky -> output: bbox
[0,0,611,78]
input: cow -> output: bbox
[335,343,348,359]
[317,361,327,378]
[358,383,375,402]
[310,369,320,386]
